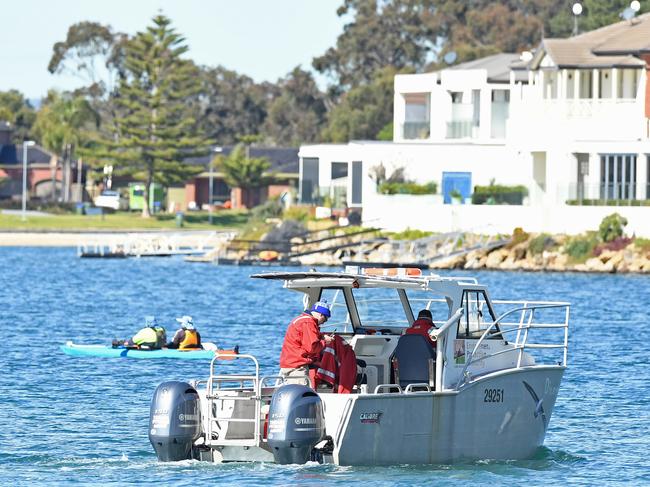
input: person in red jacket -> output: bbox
[279,300,333,386]
[405,309,437,347]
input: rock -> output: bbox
[485,249,507,268]
[585,257,614,272]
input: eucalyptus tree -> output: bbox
[263,67,327,146]
[109,15,207,217]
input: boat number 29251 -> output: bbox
[484,388,504,403]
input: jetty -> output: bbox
[77,231,235,258]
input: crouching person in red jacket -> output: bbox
[279,301,334,387]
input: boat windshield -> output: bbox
[404,289,451,327]
[352,287,408,330]
[318,288,353,333]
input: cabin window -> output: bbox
[351,287,409,330]
[458,290,499,339]
[318,288,353,333]
[404,289,451,327]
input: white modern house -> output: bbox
[298,12,650,235]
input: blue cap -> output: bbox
[311,300,331,318]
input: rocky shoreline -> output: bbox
[429,235,650,273]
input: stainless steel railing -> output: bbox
[454,301,570,389]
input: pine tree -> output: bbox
[110,15,207,217]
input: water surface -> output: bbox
[1,247,648,485]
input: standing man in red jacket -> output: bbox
[279,301,333,386]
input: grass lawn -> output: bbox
[0,210,250,231]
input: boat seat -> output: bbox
[390,334,436,389]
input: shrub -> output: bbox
[565,234,598,262]
[472,184,528,205]
[634,237,650,251]
[528,233,554,255]
[384,228,433,240]
[510,227,529,246]
[593,237,633,256]
[598,213,628,242]
[378,181,437,195]
[250,197,283,221]
[283,206,311,222]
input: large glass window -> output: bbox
[301,157,319,204]
[600,154,636,200]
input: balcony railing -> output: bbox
[446,120,477,139]
[401,121,430,140]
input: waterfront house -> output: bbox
[298,12,650,235]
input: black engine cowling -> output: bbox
[148,381,201,462]
[267,384,325,464]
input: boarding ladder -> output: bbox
[204,353,283,447]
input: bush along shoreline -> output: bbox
[431,214,650,274]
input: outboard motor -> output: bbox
[148,381,201,461]
[267,384,325,464]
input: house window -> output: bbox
[351,161,363,205]
[618,69,639,99]
[600,154,636,200]
[491,90,509,138]
[331,162,348,208]
[301,157,319,204]
[403,93,430,139]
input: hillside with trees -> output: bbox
[2,0,647,210]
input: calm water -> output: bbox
[1,247,649,485]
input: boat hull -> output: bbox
[333,366,564,465]
[61,342,216,360]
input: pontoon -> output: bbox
[148,267,569,465]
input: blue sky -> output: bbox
[0,0,346,99]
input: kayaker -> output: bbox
[404,309,437,347]
[279,300,334,386]
[167,315,202,349]
[114,316,167,349]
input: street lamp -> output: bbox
[209,146,222,225]
[21,140,36,222]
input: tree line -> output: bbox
[1,0,645,214]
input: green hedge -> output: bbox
[379,181,437,195]
[472,184,528,205]
[566,199,650,206]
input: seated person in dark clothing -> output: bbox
[404,309,437,347]
[167,315,202,349]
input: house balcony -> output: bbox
[401,121,430,140]
[509,91,645,141]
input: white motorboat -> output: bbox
[148,267,569,465]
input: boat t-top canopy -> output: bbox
[250,269,482,292]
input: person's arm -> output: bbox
[168,329,183,349]
[197,331,202,348]
[302,322,325,362]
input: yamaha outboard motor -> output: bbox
[267,384,325,464]
[149,381,201,461]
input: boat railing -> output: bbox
[455,301,570,389]
[205,353,268,447]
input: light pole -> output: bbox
[21,140,35,222]
[209,146,222,225]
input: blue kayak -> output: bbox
[61,341,218,360]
